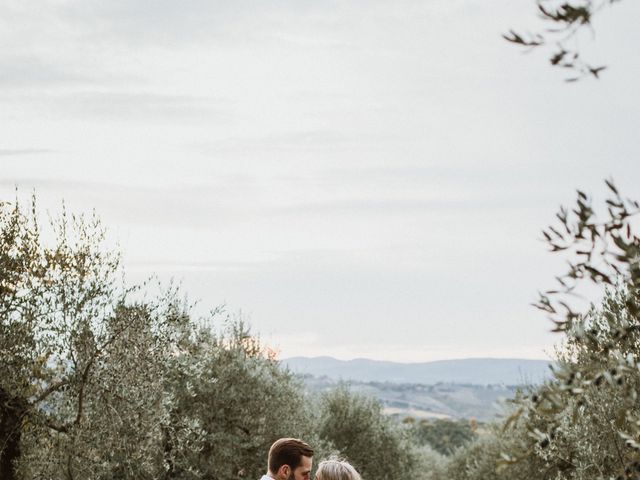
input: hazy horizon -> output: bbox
[280,354,553,363]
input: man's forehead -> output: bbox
[299,456,313,469]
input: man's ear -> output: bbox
[277,465,291,480]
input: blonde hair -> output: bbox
[316,459,362,480]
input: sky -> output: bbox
[2,0,639,362]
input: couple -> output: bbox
[259,438,360,480]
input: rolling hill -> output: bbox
[282,356,552,385]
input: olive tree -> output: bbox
[315,385,420,480]
[491,182,640,480]
[404,417,477,456]
[161,319,319,480]
[0,198,195,479]
[416,183,640,480]
[0,197,123,478]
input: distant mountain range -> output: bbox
[282,356,553,386]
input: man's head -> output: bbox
[268,438,314,480]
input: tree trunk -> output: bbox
[162,422,175,479]
[0,387,26,480]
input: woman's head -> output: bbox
[315,459,361,480]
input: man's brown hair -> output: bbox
[268,438,314,474]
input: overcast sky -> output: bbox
[2,0,639,362]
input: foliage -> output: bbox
[162,319,319,480]
[315,385,419,480]
[0,196,207,479]
[418,182,640,480]
[403,417,478,455]
[515,181,640,478]
[505,0,622,81]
